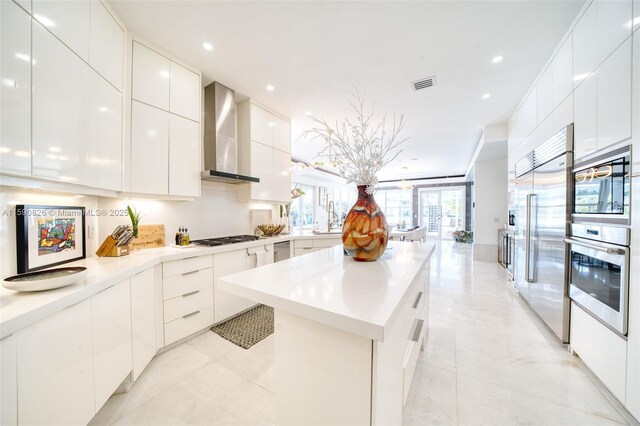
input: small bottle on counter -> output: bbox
[175,228,181,246]
[182,228,190,246]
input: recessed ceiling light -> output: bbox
[202,42,213,51]
[266,84,274,91]
[492,55,504,64]
[304,111,311,116]
[482,93,491,100]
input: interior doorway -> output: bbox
[418,187,466,239]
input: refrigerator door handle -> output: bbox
[525,194,536,283]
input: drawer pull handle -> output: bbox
[412,292,423,309]
[411,319,424,343]
[182,270,199,276]
[181,290,200,297]
[182,310,200,319]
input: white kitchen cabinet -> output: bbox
[634,0,640,32]
[164,306,214,346]
[32,0,90,61]
[13,0,30,13]
[170,62,200,122]
[131,100,169,194]
[272,148,292,202]
[214,249,249,323]
[169,114,200,197]
[0,0,31,177]
[249,140,274,201]
[595,0,632,66]
[573,2,598,86]
[17,299,95,425]
[92,280,133,410]
[32,21,87,184]
[86,66,123,190]
[272,115,291,153]
[551,93,573,136]
[573,72,598,160]
[132,41,170,110]
[536,115,554,148]
[518,90,537,139]
[0,334,16,426]
[250,104,274,147]
[596,38,632,150]
[131,268,157,381]
[294,238,342,257]
[89,0,124,91]
[552,36,573,108]
[536,66,553,123]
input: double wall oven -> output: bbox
[567,146,631,337]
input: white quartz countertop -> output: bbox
[0,232,340,339]
[218,242,435,341]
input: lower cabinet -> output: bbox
[0,334,17,426]
[17,299,95,425]
[214,249,249,323]
[293,238,341,257]
[131,268,158,381]
[92,280,133,410]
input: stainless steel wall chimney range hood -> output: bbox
[202,82,259,184]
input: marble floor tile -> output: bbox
[215,334,275,393]
[187,329,238,361]
[404,362,458,425]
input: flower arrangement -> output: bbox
[452,230,473,243]
[303,90,408,187]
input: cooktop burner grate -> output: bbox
[192,235,260,246]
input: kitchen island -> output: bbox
[218,241,435,425]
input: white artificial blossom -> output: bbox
[302,90,408,186]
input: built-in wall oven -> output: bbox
[573,146,631,225]
[564,223,630,336]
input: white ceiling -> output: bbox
[109,0,584,181]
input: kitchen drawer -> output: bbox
[163,267,213,300]
[313,238,342,248]
[295,239,313,249]
[402,317,426,404]
[163,255,213,278]
[164,305,214,346]
[164,286,213,323]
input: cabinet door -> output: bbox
[32,0,90,61]
[131,268,157,381]
[595,0,632,66]
[0,0,31,176]
[92,280,133,410]
[536,66,553,124]
[213,250,248,323]
[170,62,200,122]
[518,90,537,138]
[573,2,598,86]
[597,38,632,150]
[86,67,123,191]
[132,42,170,110]
[32,21,88,184]
[169,114,200,197]
[573,73,597,160]
[0,334,16,426]
[17,300,95,425]
[131,100,169,194]
[552,93,573,136]
[272,115,291,153]
[552,36,573,108]
[251,104,273,146]
[250,141,273,201]
[272,148,292,203]
[89,0,124,91]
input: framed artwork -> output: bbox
[16,205,86,273]
[318,186,327,208]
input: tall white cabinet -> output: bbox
[129,40,201,197]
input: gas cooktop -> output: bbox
[192,235,260,247]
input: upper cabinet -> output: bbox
[536,66,553,123]
[89,1,124,91]
[238,100,292,203]
[0,0,31,177]
[129,39,201,197]
[573,2,598,84]
[132,42,171,110]
[32,0,91,61]
[551,36,573,107]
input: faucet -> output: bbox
[328,201,334,231]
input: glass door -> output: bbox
[419,187,465,239]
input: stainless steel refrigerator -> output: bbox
[514,125,573,343]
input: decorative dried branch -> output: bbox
[301,90,408,186]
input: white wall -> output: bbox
[472,157,507,260]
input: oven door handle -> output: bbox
[563,237,626,255]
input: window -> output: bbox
[290,184,314,229]
[377,189,413,227]
[332,188,357,224]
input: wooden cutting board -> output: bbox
[129,224,165,251]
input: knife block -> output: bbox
[96,235,130,257]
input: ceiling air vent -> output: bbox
[412,76,436,91]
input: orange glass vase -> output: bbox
[342,185,389,262]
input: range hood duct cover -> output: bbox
[202,81,259,184]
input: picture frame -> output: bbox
[318,186,327,208]
[16,205,86,274]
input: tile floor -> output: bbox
[91,241,634,426]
